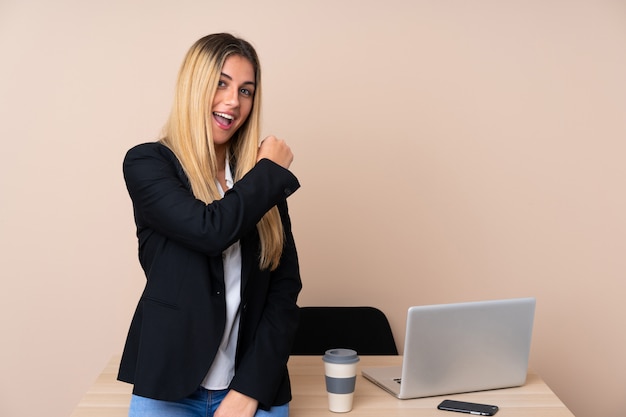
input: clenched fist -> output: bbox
[257,135,293,169]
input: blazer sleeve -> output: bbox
[229,200,302,408]
[123,142,300,255]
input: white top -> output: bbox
[201,159,242,390]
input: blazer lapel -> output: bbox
[239,233,256,294]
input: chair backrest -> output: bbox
[291,306,398,355]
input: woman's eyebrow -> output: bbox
[220,72,256,86]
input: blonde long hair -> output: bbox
[161,33,284,270]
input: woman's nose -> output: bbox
[224,87,239,107]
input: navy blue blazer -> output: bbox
[117,142,302,409]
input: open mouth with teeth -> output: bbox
[213,112,234,128]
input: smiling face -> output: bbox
[211,54,256,151]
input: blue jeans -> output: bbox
[128,388,289,417]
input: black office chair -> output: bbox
[291,306,398,355]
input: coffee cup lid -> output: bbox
[323,348,360,364]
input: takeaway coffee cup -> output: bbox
[322,348,360,412]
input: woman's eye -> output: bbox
[240,88,252,97]
[218,80,227,88]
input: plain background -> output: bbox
[1,1,624,416]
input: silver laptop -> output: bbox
[362,297,536,399]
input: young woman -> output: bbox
[118,33,302,417]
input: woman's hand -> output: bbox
[258,135,293,169]
[215,390,259,417]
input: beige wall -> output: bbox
[1,1,625,416]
